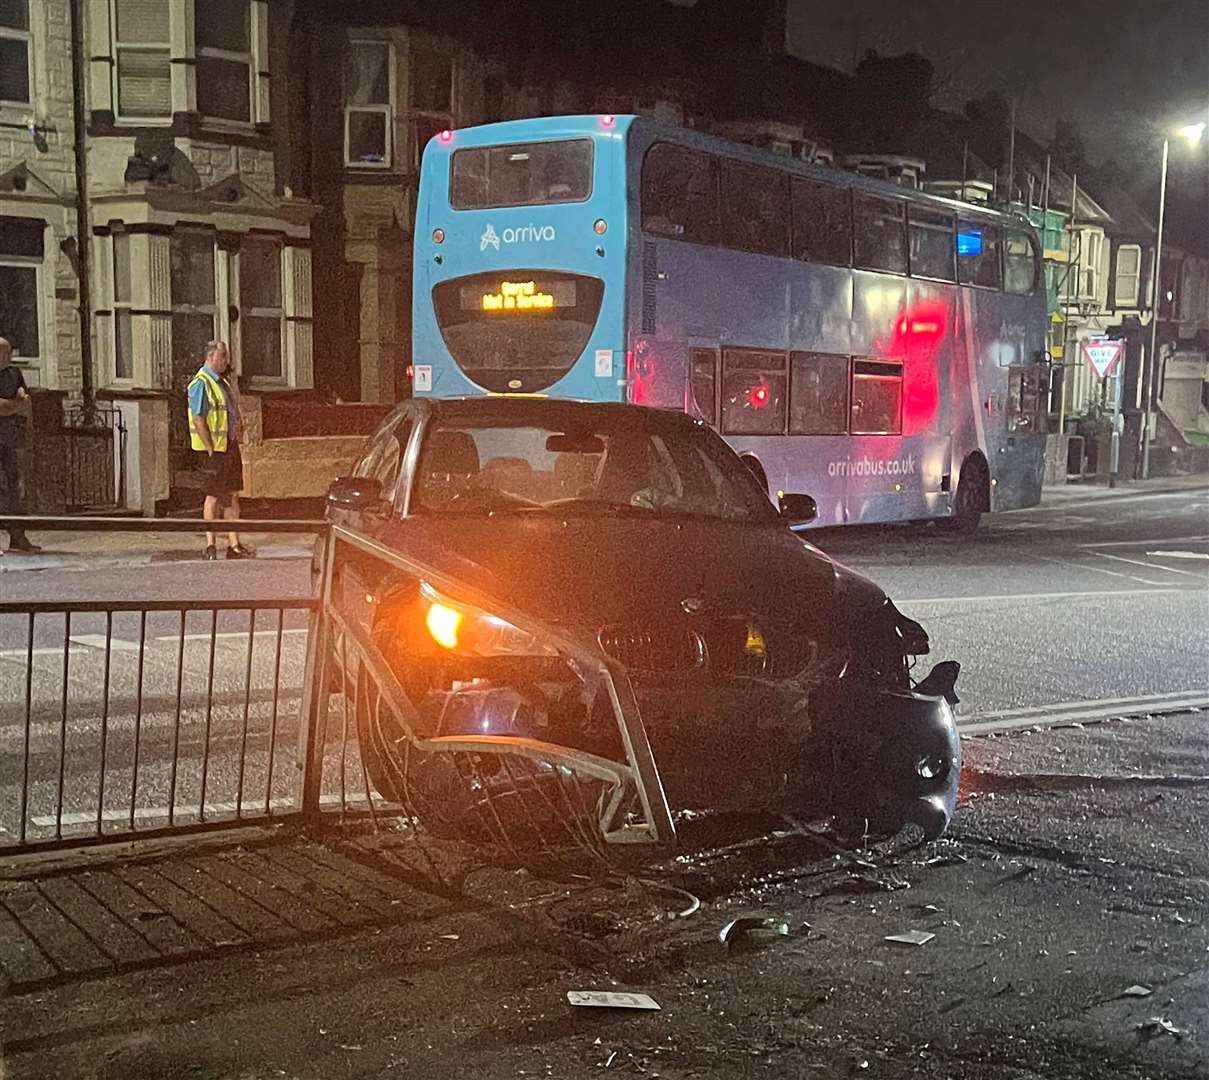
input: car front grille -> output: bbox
[597,625,703,674]
[597,619,818,679]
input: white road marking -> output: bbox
[68,634,143,652]
[0,645,84,660]
[1148,550,1209,561]
[1091,551,1208,580]
[1038,553,1167,587]
[962,690,1209,736]
[155,628,310,643]
[1082,535,1209,549]
[899,587,1178,606]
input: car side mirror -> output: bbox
[328,476,386,512]
[778,492,817,524]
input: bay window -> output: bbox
[238,236,283,380]
[112,231,134,380]
[0,216,42,367]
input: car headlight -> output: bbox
[420,583,558,658]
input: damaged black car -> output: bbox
[320,397,961,848]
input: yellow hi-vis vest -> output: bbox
[187,367,229,452]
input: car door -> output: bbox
[330,406,416,643]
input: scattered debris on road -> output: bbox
[566,991,661,1011]
[1136,1016,1187,1042]
[1120,984,1153,998]
[884,930,935,947]
[719,915,791,948]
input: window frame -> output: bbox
[110,230,135,384]
[789,351,850,435]
[110,0,172,124]
[344,37,395,170]
[907,205,956,282]
[1004,228,1040,296]
[0,0,31,108]
[640,142,721,246]
[720,158,791,257]
[956,220,1003,290]
[849,358,904,436]
[853,192,909,275]
[236,235,286,386]
[0,255,41,365]
[170,229,219,382]
[195,0,255,127]
[688,346,718,427]
[790,177,853,267]
[719,347,789,437]
[1114,242,1142,308]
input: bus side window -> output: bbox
[641,144,720,244]
[908,207,956,281]
[854,195,908,275]
[791,178,852,266]
[789,352,848,434]
[1004,230,1039,295]
[957,222,1003,289]
[720,349,787,436]
[722,161,790,257]
[850,360,904,435]
[689,348,718,427]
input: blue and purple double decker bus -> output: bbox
[411,115,1050,529]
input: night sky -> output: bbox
[787,0,1209,169]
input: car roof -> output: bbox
[418,396,705,432]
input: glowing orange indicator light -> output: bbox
[594,218,608,235]
[432,228,445,244]
[425,602,462,650]
[481,280,556,312]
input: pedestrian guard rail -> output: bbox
[0,516,676,861]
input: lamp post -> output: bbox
[1141,120,1206,480]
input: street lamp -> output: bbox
[1141,120,1206,479]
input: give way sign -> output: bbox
[1082,339,1124,379]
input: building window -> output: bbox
[345,40,393,167]
[850,359,903,434]
[238,236,283,380]
[196,0,252,123]
[112,231,134,381]
[1115,243,1141,308]
[0,0,30,106]
[111,0,172,121]
[410,46,455,168]
[171,231,217,382]
[0,216,42,363]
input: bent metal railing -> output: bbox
[307,525,676,858]
[0,517,675,859]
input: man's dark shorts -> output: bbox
[199,443,244,500]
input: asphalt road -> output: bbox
[0,486,1205,848]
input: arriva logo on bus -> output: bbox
[480,223,557,251]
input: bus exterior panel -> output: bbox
[412,117,631,403]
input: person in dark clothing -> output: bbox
[0,336,40,555]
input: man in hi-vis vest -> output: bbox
[187,341,254,560]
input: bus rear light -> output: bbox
[600,114,615,128]
[594,218,608,235]
[438,129,454,143]
[748,384,770,409]
[405,365,414,379]
[432,228,445,244]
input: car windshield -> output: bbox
[413,416,775,523]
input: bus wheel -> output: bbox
[949,458,987,534]
[740,454,769,496]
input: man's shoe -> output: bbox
[7,538,42,554]
[203,544,218,561]
[226,544,256,560]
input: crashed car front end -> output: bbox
[368,565,961,844]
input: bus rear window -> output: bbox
[450,139,594,209]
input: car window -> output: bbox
[354,410,412,501]
[412,417,774,523]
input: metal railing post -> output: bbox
[297,526,335,820]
